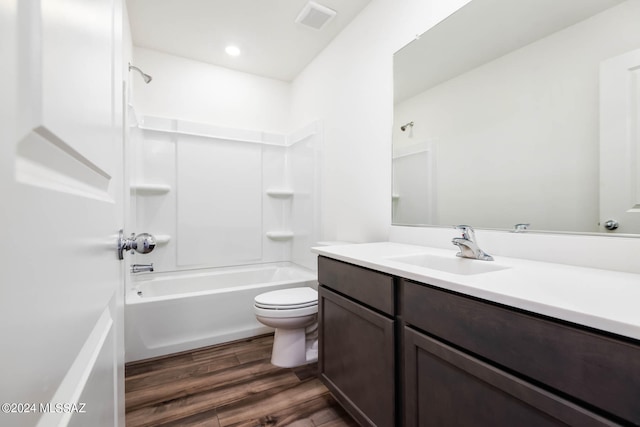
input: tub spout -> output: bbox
[131,263,154,273]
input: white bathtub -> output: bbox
[124,262,317,362]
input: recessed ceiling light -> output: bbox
[225,45,241,57]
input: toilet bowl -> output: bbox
[254,287,318,368]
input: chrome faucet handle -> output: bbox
[513,223,530,233]
[454,225,475,241]
[452,225,493,261]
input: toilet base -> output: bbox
[271,328,318,368]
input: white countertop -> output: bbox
[312,242,640,341]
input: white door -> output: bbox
[600,49,640,234]
[0,1,125,426]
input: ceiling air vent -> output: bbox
[295,1,337,30]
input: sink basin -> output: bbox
[385,253,510,275]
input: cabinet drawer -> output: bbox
[318,256,394,315]
[403,280,640,424]
[404,327,616,427]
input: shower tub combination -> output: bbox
[124,262,317,362]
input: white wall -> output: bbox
[393,1,640,233]
[290,0,471,243]
[132,47,292,133]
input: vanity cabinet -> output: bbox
[317,255,640,427]
[404,279,640,427]
[317,256,396,427]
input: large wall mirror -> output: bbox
[392,0,640,236]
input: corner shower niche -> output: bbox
[129,115,322,273]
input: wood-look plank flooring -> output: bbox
[125,334,358,427]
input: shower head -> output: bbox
[400,121,414,132]
[128,63,152,84]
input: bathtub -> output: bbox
[124,262,317,362]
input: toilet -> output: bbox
[253,287,318,368]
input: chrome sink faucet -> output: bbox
[452,225,494,261]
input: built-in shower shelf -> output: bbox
[154,235,171,245]
[266,188,294,198]
[266,231,294,241]
[131,184,171,195]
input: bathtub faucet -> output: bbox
[131,263,154,273]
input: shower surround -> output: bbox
[125,113,322,361]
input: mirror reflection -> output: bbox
[392,0,640,235]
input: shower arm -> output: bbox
[128,62,152,84]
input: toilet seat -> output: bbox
[254,287,317,310]
[255,301,317,310]
[254,304,317,318]
[254,287,318,318]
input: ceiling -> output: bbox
[127,0,371,82]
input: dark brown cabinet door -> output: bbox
[403,280,640,424]
[404,327,616,427]
[319,286,395,427]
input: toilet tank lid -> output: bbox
[254,287,318,306]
